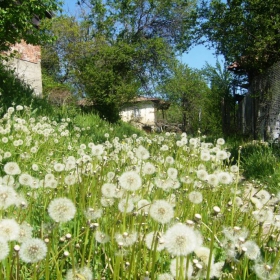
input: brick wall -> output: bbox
[10,40,41,63]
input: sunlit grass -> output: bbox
[0,105,280,279]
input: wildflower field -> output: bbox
[0,105,280,280]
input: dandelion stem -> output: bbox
[231,148,241,227]
[206,218,216,280]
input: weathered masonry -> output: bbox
[5,40,42,96]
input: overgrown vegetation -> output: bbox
[0,105,280,279]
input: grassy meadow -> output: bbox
[0,105,280,280]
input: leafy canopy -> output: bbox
[194,0,280,77]
[0,0,61,52]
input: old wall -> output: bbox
[5,40,42,96]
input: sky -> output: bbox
[62,0,223,70]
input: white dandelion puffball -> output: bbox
[149,200,174,224]
[188,191,203,204]
[84,208,103,220]
[19,238,47,263]
[0,237,9,260]
[216,138,225,145]
[65,266,93,280]
[142,162,156,175]
[242,240,260,260]
[4,162,21,175]
[194,246,213,265]
[0,218,20,241]
[101,183,117,198]
[118,171,142,191]
[0,185,18,209]
[118,198,134,213]
[115,231,138,247]
[48,197,76,223]
[95,231,110,244]
[164,223,202,256]
[135,145,150,160]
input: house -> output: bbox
[120,97,170,131]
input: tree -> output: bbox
[158,62,209,133]
[42,0,198,122]
[0,0,61,52]
[202,61,235,135]
[193,0,280,81]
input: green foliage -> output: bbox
[0,0,61,52]
[229,140,280,191]
[201,61,235,136]
[41,0,198,122]
[0,64,34,109]
[194,0,280,77]
[158,62,209,133]
[73,113,144,143]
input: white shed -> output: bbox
[120,97,169,126]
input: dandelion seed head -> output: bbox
[101,183,117,198]
[0,185,18,209]
[149,200,174,224]
[188,191,203,204]
[4,162,21,175]
[84,207,103,220]
[142,162,156,175]
[242,240,260,260]
[118,198,134,213]
[48,197,76,223]
[0,218,20,241]
[119,171,142,191]
[0,237,9,260]
[95,231,110,244]
[164,223,201,256]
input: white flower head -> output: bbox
[19,238,47,263]
[118,198,134,213]
[95,231,110,244]
[115,231,138,247]
[164,223,202,256]
[149,200,174,224]
[48,197,76,223]
[0,237,9,260]
[65,266,93,280]
[135,145,150,160]
[84,207,103,220]
[242,240,260,260]
[142,162,156,175]
[188,191,203,204]
[0,185,18,209]
[4,162,21,175]
[119,171,142,191]
[101,183,117,198]
[0,218,20,241]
